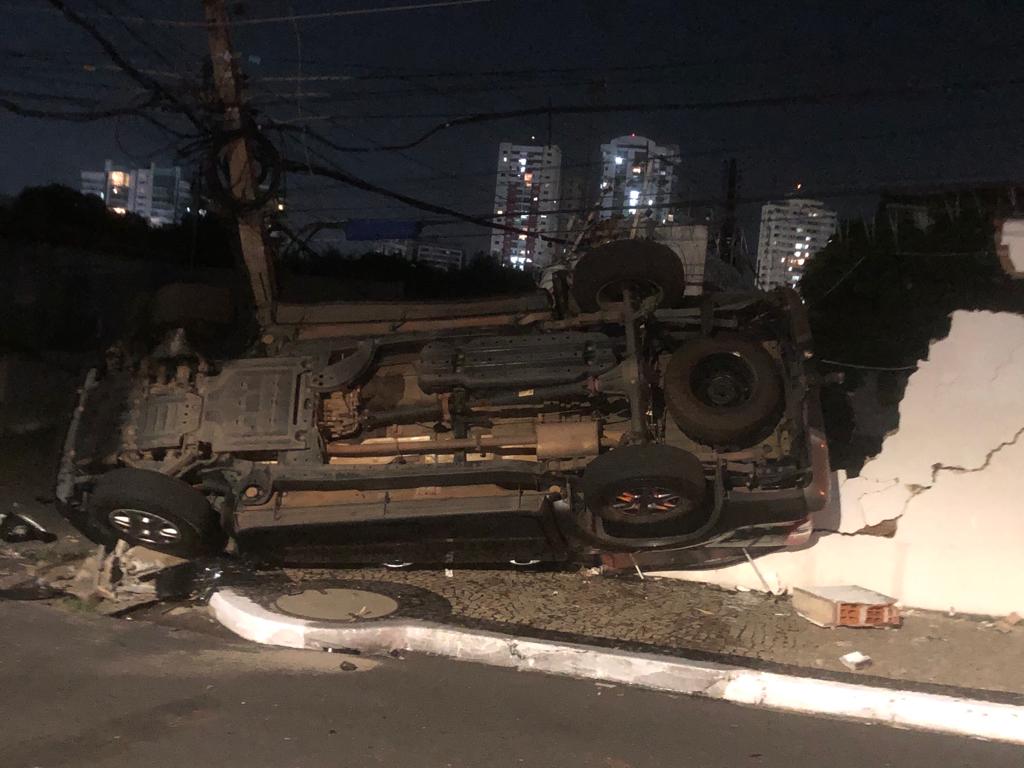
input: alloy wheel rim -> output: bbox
[108,508,181,545]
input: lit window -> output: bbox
[109,171,128,186]
[496,209,503,215]
[519,158,527,166]
[518,234,527,240]
[523,173,533,183]
[647,198,654,205]
[632,165,643,174]
[629,190,640,201]
[503,156,508,162]
[111,207,127,215]
[614,157,623,165]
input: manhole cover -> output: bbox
[273,588,400,622]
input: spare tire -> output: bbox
[582,444,708,526]
[664,334,783,448]
[572,240,684,312]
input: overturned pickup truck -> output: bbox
[57,240,829,569]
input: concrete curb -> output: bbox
[209,588,1024,745]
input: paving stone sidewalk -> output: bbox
[283,566,1024,698]
[2,430,1020,699]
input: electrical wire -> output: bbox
[2,0,494,26]
[282,155,570,244]
[44,0,208,131]
[265,74,1024,153]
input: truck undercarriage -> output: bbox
[56,250,830,568]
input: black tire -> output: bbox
[581,444,707,526]
[86,468,225,558]
[572,240,685,312]
[664,334,783,448]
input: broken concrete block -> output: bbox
[120,545,187,577]
[994,613,1020,634]
[64,545,106,601]
[793,585,900,628]
[839,651,872,671]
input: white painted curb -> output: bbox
[209,588,1024,745]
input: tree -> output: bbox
[0,184,235,267]
[800,204,1022,369]
[799,201,1024,472]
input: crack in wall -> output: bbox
[928,424,1024,481]
[833,424,1024,538]
[818,515,901,538]
[987,339,1024,385]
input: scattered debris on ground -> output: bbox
[839,650,873,671]
[0,504,56,543]
[995,612,1022,634]
[38,541,187,613]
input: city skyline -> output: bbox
[755,198,838,290]
[490,142,562,268]
[80,160,192,227]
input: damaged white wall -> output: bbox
[658,310,1024,617]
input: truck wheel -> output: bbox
[664,334,783,448]
[86,468,225,558]
[582,445,707,526]
[572,240,684,312]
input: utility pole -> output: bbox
[202,0,275,326]
[719,157,738,269]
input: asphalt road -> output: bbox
[1,600,1020,768]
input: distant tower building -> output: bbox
[80,160,191,226]
[755,198,838,290]
[490,142,562,269]
[598,135,677,221]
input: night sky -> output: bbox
[4,0,1024,254]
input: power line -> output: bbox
[818,359,918,372]
[0,92,158,121]
[282,155,571,244]
[44,0,207,131]
[279,176,1024,245]
[267,75,1024,153]
[3,0,493,27]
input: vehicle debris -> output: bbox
[40,541,191,610]
[839,650,873,671]
[793,585,901,628]
[0,504,56,544]
[994,612,1021,634]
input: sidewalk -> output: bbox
[279,566,1024,699]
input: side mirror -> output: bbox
[0,510,57,544]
